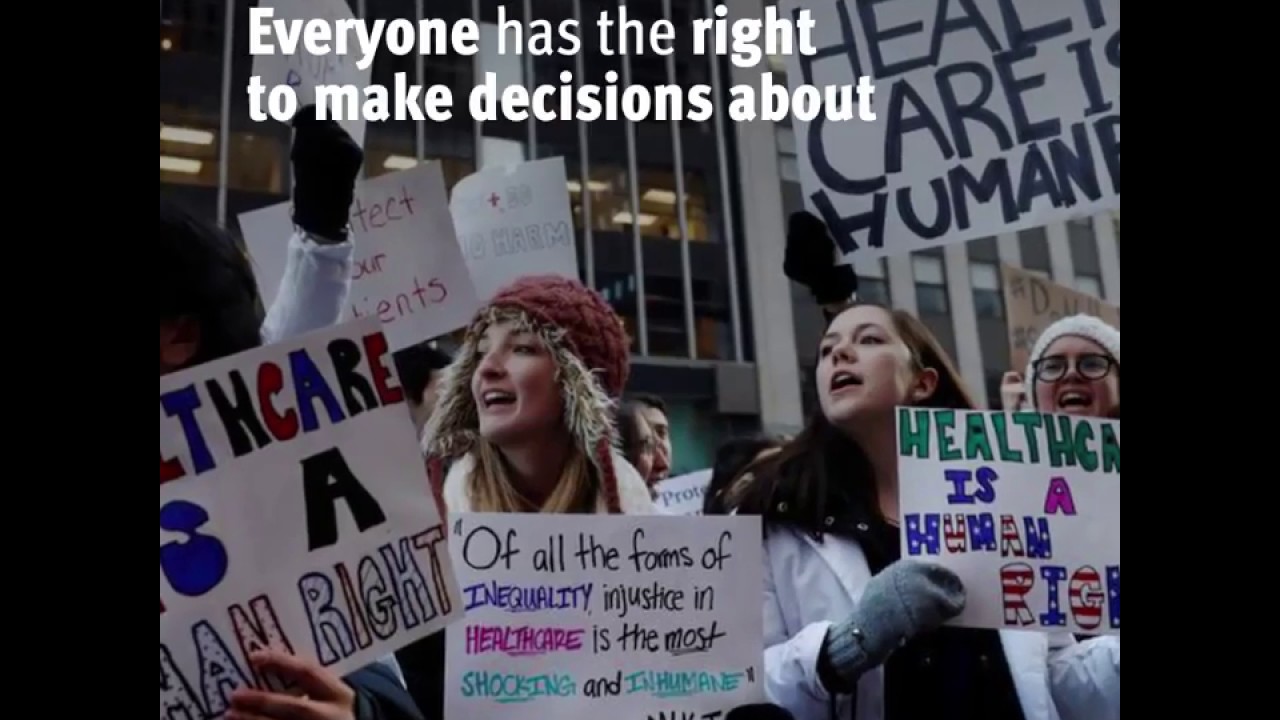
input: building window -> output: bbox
[913,254,949,315]
[855,258,890,306]
[970,262,1004,319]
[160,113,219,189]
[1075,275,1104,298]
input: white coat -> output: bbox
[762,525,1119,720]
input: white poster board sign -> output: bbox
[250,0,371,147]
[445,513,766,719]
[654,469,712,516]
[160,318,464,718]
[239,162,480,351]
[780,0,1120,261]
[896,408,1120,635]
[451,157,580,301]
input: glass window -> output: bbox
[1075,275,1104,298]
[160,112,220,189]
[913,254,949,315]
[970,262,1004,319]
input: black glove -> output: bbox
[726,703,795,719]
[820,559,965,692]
[290,104,363,242]
[784,211,858,305]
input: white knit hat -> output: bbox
[1024,314,1120,408]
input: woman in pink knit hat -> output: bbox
[422,274,656,514]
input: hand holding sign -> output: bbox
[228,650,357,720]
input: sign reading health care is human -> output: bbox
[779,0,1120,261]
[160,318,464,719]
[896,408,1119,636]
[445,513,765,720]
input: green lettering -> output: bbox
[991,413,1023,462]
[898,408,931,458]
[936,410,961,460]
[1044,415,1077,468]
[1101,423,1120,473]
[1074,421,1097,471]
[965,412,994,461]
[1012,412,1043,463]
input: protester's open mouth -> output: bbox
[1057,390,1093,410]
[480,390,517,408]
[830,371,862,392]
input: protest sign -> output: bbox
[451,157,580,301]
[445,513,765,720]
[239,162,480,351]
[160,318,464,718]
[250,0,371,147]
[654,469,712,516]
[896,408,1119,635]
[779,0,1120,261]
[1001,264,1119,370]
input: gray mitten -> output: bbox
[823,559,966,688]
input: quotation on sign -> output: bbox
[160,318,463,718]
[445,513,765,720]
[896,408,1119,636]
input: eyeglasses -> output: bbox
[1033,353,1115,382]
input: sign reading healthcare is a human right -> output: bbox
[160,318,463,719]
[780,0,1120,260]
[896,408,1119,636]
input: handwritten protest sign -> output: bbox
[654,469,712,516]
[451,157,580,301]
[896,408,1119,635]
[445,513,765,720]
[779,0,1120,260]
[250,0,371,146]
[1001,264,1119,370]
[239,162,480,351]
[160,318,464,718]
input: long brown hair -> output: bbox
[735,303,976,537]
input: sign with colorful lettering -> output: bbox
[239,162,480,350]
[779,0,1120,261]
[895,408,1119,636]
[451,157,580,301]
[160,318,464,719]
[444,513,765,719]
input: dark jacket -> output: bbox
[346,662,427,720]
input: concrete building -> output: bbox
[159,0,1120,470]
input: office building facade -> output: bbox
[160,0,795,474]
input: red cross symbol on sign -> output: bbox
[487,192,500,208]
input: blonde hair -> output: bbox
[448,306,615,514]
[468,436,599,513]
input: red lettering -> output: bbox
[1068,566,1104,630]
[353,253,388,280]
[349,187,417,234]
[999,514,1025,557]
[351,277,449,324]
[376,298,394,324]
[428,278,448,303]
[257,361,299,440]
[1000,562,1036,626]
[160,452,185,485]
[363,332,404,405]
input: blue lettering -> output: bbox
[159,500,229,597]
[161,385,215,474]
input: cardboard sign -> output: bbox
[896,408,1119,636]
[160,318,464,718]
[445,513,766,720]
[451,157,580,301]
[653,469,712,516]
[1001,264,1119,371]
[779,0,1120,261]
[239,162,481,351]
[251,0,371,147]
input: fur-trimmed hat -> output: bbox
[422,275,634,513]
[1024,314,1120,407]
